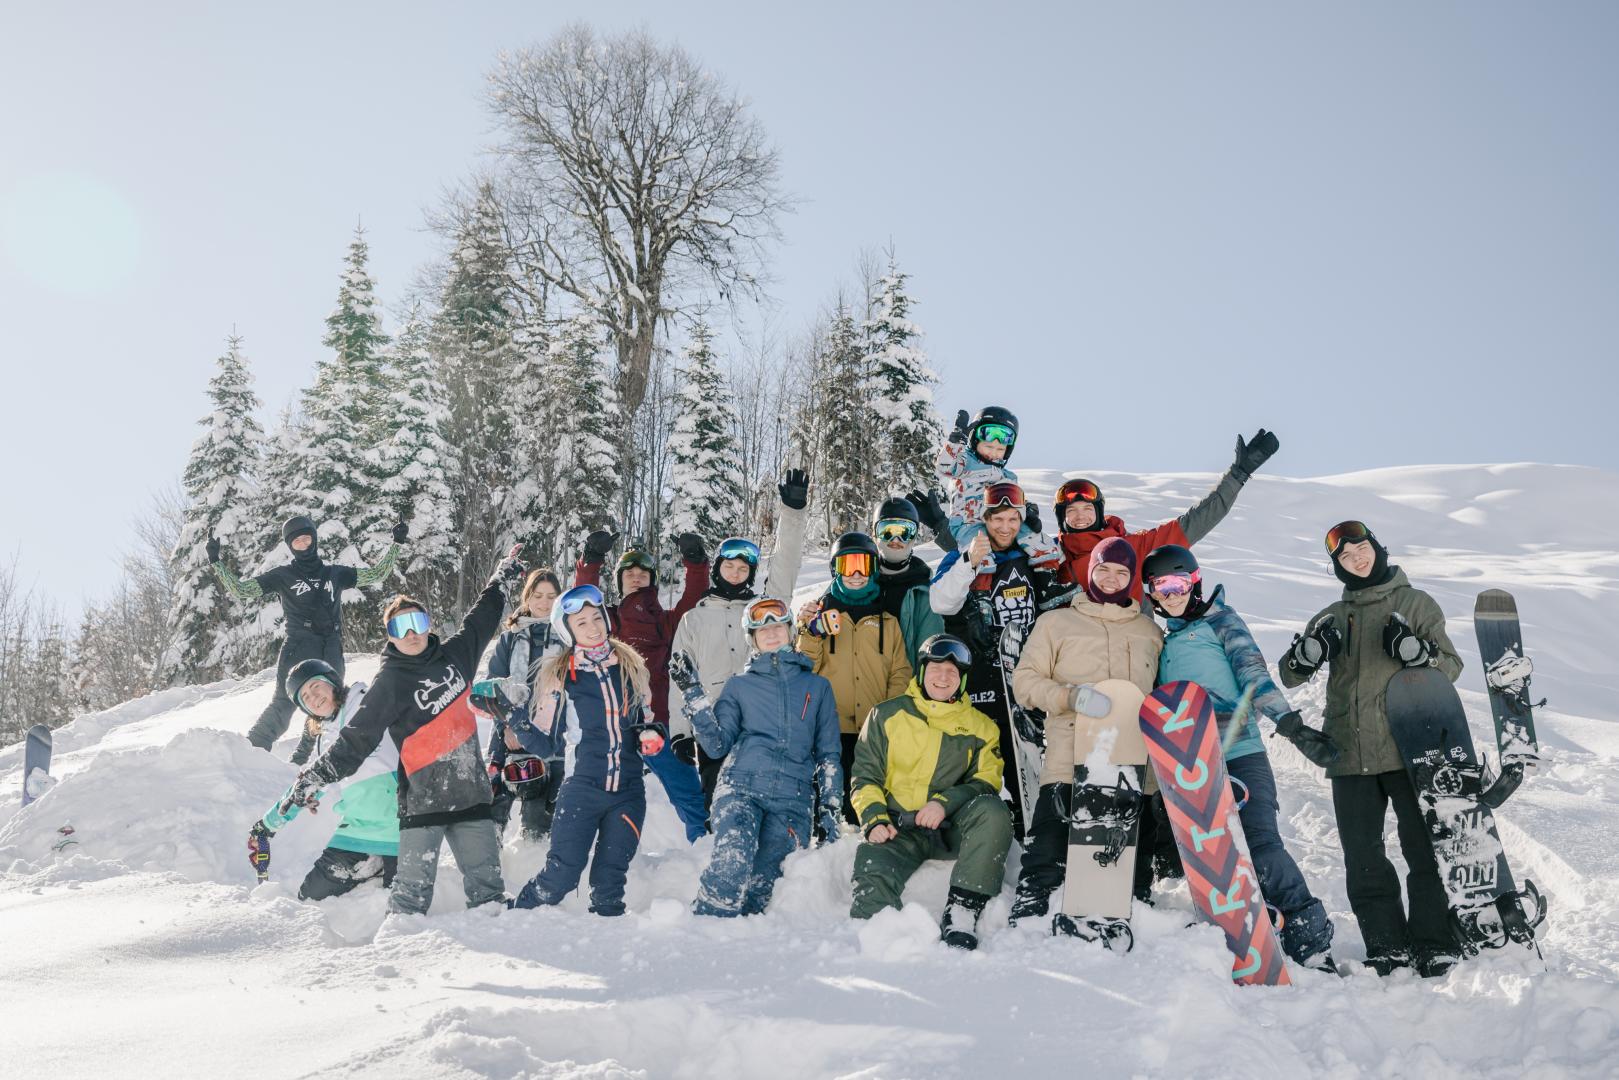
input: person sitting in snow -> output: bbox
[247,658,398,899]
[1142,543,1338,972]
[669,596,842,918]
[848,634,1014,951]
[508,584,663,916]
[1278,521,1464,978]
[936,406,1065,591]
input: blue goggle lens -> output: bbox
[558,584,605,615]
[386,611,431,638]
[717,538,761,564]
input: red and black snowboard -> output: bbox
[1385,667,1546,956]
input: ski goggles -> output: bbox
[974,422,1016,446]
[982,483,1027,515]
[742,596,793,632]
[1147,570,1202,597]
[617,550,657,573]
[557,583,605,615]
[832,552,874,577]
[716,537,761,565]
[502,755,547,785]
[875,518,919,543]
[1056,478,1102,506]
[386,610,431,638]
[918,635,973,669]
[1325,520,1373,556]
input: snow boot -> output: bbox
[1364,949,1411,977]
[1007,887,1051,929]
[1415,950,1461,979]
[940,887,991,951]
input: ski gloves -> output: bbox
[247,821,273,883]
[905,488,954,551]
[206,535,222,563]
[668,651,710,715]
[675,532,707,564]
[950,409,972,444]
[278,771,324,817]
[1383,612,1435,668]
[583,530,620,564]
[1287,614,1342,674]
[470,679,515,723]
[1232,428,1280,482]
[778,468,810,511]
[392,521,409,544]
[1025,502,1044,536]
[1275,711,1341,769]
[1071,683,1112,719]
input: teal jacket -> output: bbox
[1158,586,1291,762]
[261,682,399,855]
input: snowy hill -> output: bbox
[4,464,1618,1078]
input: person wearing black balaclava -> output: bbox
[209,514,405,762]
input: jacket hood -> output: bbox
[745,648,815,676]
[1067,590,1146,624]
[381,634,446,672]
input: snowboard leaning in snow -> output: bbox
[22,724,52,807]
[1140,681,1290,986]
[1057,679,1147,950]
[1385,667,1546,955]
[994,615,1045,838]
[1474,589,1541,772]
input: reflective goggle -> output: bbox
[502,756,546,784]
[974,422,1016,446]
[617,550,656,572]
[983,483,1026,513]
[742,596,792,631]
[1325,520,1373,556]
[875,518,919,543]
[1147,570,1202,597]
[557,583,605,615]
[386,610,431,638]
[918,636,973,669]
[717,538,761,565]
[1056,478,1102,505]
[833,552,874,577]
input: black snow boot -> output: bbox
[940,887,991,951]
[1364,949,1411,977]
[1415,949,1461,979]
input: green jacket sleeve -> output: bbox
[1410,590,1464,683]
[850,708,893,833]
[353,543,400,588]
[212,561,264,602]
[1177,466,1247,546]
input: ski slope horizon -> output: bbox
[3,463,1618,1078]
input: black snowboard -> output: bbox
[1474,589,1540,769]
[22,724,51,807]
[1385,667,1545,955]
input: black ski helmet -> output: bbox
[968,406,1019,463]
[285,658,342,718]
[282,515,317,548]
[873,497,920,527]
[829,531,880,573]
[1141,544,1204,617]
[1054,478,1105,533]
[916,633,973,700]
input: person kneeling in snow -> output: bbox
[509,585,662,916]
[670,597,843,918]
[248,659,398,899]
[278,547,526,916]
[848,634,1014,951]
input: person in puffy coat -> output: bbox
[797,532,914,824]
[671,468,811,803]
[849,634,1014,951]
[482,569,567,841]
[1143,544,1337,971]
[670,595,842,917]
[1008,537,1163,929]
[1279,521,1464,978]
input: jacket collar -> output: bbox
[1068,590,1145,623]
[746,648,814,676]
[1166,583,1227,631]
[1341,566,1410,604]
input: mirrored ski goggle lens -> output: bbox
[1148,572,1200,597]
[875,519,918,543]
[983,484,1026,510]
[558,584,605,614]
[833,552,874,577]
[743,598,792,628]
[920,638,973,668]
[503,757,546,784]
[1057,479,1101,504]
[717,538,761,564]
[975,423,1016,445]
[386,611,431,638]
[1325,520,1372,554]
[617,551,656,572]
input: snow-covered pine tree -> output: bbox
[502,311,552,558]
[667,319,744,546]
[163,334,265,681]
[531,313,620,569]
[377,304,460,603]
[864,259,943,499]
[240,404,307,667]
[816,303,871,537]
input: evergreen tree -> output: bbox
[531,313,620,568]
[864,259,943,498]
[163,334,265,681]
[502,312,552,557]
[667,319,744,545]
[817,303,871,537]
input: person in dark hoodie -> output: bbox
[209,514,404,763]
[871,496,945,665]
[277,545,526,917]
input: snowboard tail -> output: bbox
[22,724,52,807]
[1060,680,1148,938]
[1474,589,1540,768]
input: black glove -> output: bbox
[905,488,955,551]
[1287,614,1341,673]
[668,651,704,703]
[950,409,971,443]
[488,545,528,588]
[1233,429,1279,480]
[1383,612,1433,668]
[675,531,707,564]
[582,529,618,564]
[778,468,810,511]
[206,535,222,563]
[278,771,324,817]
[1275,711,1341,769]
[671,733,698,767]
[470,680,514,723]
[1025,502,1043,535]
[392,521,409,544]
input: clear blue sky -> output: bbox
[3,1,1616,611]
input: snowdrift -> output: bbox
[3,465,1618,1078]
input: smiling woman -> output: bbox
[0,171,142,294]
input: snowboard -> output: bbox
[1140,681,1290,986]
[1385,667,1546,955]
[993,615,1045,839]
[1474,589,1540,770]
[22,724,51,807]
[1057,679,1147,949]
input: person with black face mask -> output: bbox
[209,514,405,762]
[870,496,945,665]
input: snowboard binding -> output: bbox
[1052,913,1134,952]
[1066,782,1143,868]
[1453,880,1547,953]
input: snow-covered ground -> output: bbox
[4,464,1617,1078]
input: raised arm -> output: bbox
[353,542,401,588]
[1209,606,1294,723]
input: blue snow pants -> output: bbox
[1228,752,1334,963]
[692,787,810,917]
[513,779,645,916]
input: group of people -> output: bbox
[216,405,1468,977]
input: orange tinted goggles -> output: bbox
[833,552,874,577]
[1325,520,1372,555]
[1057,478,1101,504]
